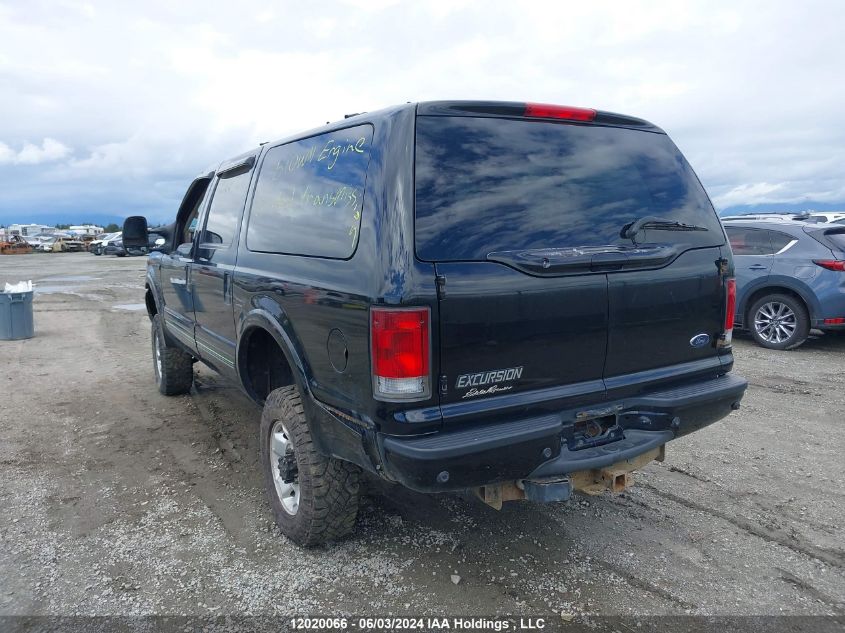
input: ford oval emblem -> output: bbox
[689,333,711,348]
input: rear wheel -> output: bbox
[260,385,360,546]
[151,314,193,394]
[749,293,809,350]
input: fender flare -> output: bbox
[236,308,313,401]
[145,268,164,317]
[735,276,772,326]
[238,309,351,459]
[237,307,380,470]
[741,276,819,324]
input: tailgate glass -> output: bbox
[414,116,725,262]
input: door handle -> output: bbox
[748,264,768,271]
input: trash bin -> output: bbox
[0,290,34,340]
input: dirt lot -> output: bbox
[1,252,844,619]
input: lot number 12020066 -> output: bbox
[290,617,348,629]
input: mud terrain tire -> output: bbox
[260,385,360,547]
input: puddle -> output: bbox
[37,276,101,283]
[112,303,147,311]
[34,285,81,294]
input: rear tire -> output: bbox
[260,385,360,547]
[151,314,193,395]
[748,293,809,350]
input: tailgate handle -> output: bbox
[487,245,679,276]
[590,252,626,271]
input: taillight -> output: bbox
[524,103,596,121]
[813,259,845,271]
[720,278,736,348]
[371,307,431,400]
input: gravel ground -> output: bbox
[1,253,843,620]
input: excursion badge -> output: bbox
[456,366,524,399]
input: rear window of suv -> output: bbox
[247,124,374,259]
[414,116,725,261]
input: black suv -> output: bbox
[124,101,747,546]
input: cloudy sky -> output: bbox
[1,0,843,225]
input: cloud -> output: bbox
[1,0,844,223]
[713,181,845,209]
[713,182,787,208]
[0,138,71,165]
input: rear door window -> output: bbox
[414,116,724,261]
[246,124,374,259]
[768,230,796,253]
[726,226,774,255]
[201,170,252,247]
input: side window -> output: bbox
[177,178,212,246]
[247,124,374,258]
[201,169,252,247]
[726,227,773,255]
[184,216,198,244]
[767,230,795,253]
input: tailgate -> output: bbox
[434,261,608,410]
[414,111,727,424]
[604,246,726,397]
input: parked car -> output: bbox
[94,232,122,255]
[721,212,845,224]
[0,235,33,255]
[723,218,845,349]
[123,100,747,546]
[89,232,118,255]
[40,235,85,252]
[105,232,163,256]
[799,212,845,224]
[24,234,55,250]
[720,213,795,222]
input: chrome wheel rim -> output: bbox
[154,330,162,382]
[270,421,300,515]
[754,301,797,344]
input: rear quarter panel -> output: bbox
[231,106,442,435]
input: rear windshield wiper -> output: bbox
[621,216,709,240]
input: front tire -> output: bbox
[749,293,809,350]
[151,314,194,395]
[260,386,360,547]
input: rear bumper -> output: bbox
[378,373,747,493]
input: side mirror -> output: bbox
[123,216,149,248]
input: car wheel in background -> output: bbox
[151,314,194,395]
[260,385,360,547]
[749,293,810,350]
